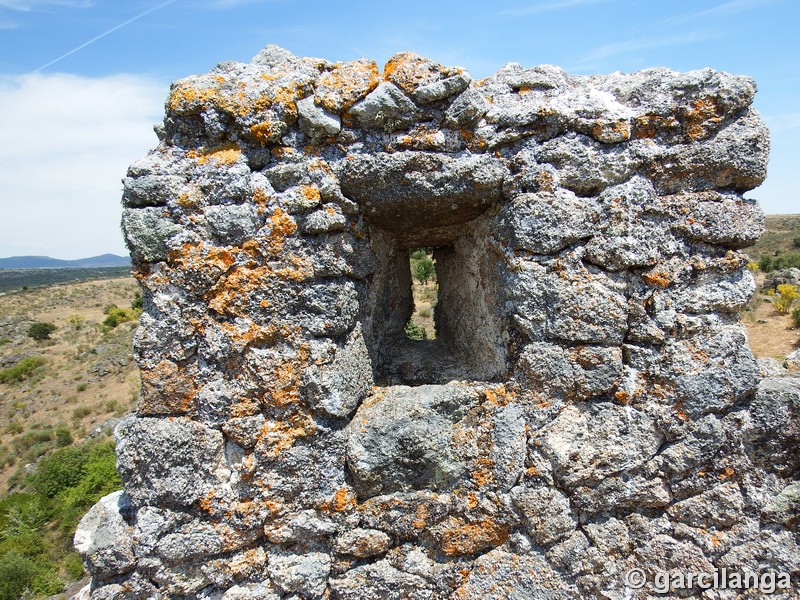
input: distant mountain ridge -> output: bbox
[0,254,130,269]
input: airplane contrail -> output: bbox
[30,0,179,74]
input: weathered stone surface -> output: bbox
[73,491,135,581]
[267,550,331,599]
[345,385,479,498]
[531,403,663,489]
[115,415,225,506]
[511,485,576,546]
[337,151,507,234]
[349,82,418,131]
[497,188,600,254]
[330,559,434,600]
[297,96,341,139]
[78,46,785,600]
[667,482,744,528]
[454,549,574,598]
[745,375,800,475]
[333,527,391,558]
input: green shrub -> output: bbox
[27,446,88,499]
[27,322,56,341]
[0,338,9,346]
[0,494,65,598]
[72,406,91,419]
[55,442,121,533]
[410,250,436,284]
[0,441,121,597]
[792,305,800,328]
[772,252,800,271]
[0,551,39,600]
[4,421,23,435]
[101,304,140,330]
[55,428,73,448]
[131,290,143,310]
[793,236,800,249]
[758,254,774,273]
[76,382,88,392]
[404,320,428,341]
[67,314,85,330]
[62,551,84,580]
[0,356,44,383]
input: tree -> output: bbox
[411,250,435,284]
[27,322,56,341]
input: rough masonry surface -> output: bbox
[75,45,800,598]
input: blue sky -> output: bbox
[0,0,797,258]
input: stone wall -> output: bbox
[75,46,800,599]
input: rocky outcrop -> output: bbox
[74,46,800,598]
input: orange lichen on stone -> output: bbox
[197,489,217,516]
[168,82,218,112]
[485,384,513,407]
[615,390,631,405]
[250,120,279,145]
[256,413,317,459]
[169,75,303,121]
[591,119,631,143]
[168,241,236,277]
[383,52,452,94]
[391,125,449,151]
[412,503,430,529]
[440,518,509,556]
[187,143,243,166]
[643,271,672,289]
[320,488,358,513]
[268,344,310,407]
[472,457,495,487]
[533,170,555,192]
[138,359,199,415]
[631,114,680,139]
[252,187,271,214]
[266,207,298,254]
[684,97,723,140]
[315,59,381,113]
[218,547,267,576]
[299,184,321,204]
[459,128,488,152]
[674,399,690,422]
[176,185,204,209]
[206,265,269,317]
[272,81,305,119]
[719,467,735,480]
[219,319,279,351]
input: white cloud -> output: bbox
[763,112,800,134]
[499,0,607,16]
[0,0,91,11]
[0,73,165,258]
[583,30,720,62]
[666,0,776,24]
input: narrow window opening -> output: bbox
[363,213,506,385]
[405,248,438,341]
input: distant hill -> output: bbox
[747,215,800,260]
[0,253,130,269]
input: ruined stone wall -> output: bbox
[75,46,800,599]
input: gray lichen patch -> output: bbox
[73,45,800,599]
